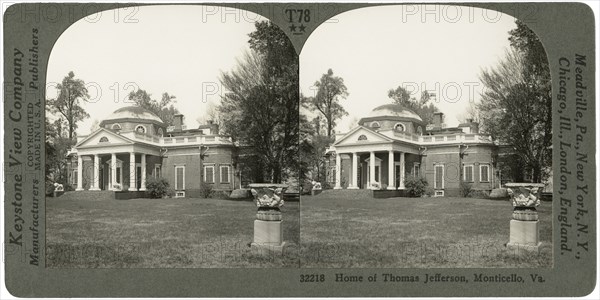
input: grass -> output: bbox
[46,192,300,268]
[300,191,552,268]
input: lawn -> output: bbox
[46,192,300,268]
[300,190,552,268]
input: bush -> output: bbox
[460,182,473,197]
[425,186,435,197]
[45,180,55,196]
[469,189,490,199]
[145,177,170,198]
[404,175,428,197]
[211,191,230,200]
[200,182,213,198]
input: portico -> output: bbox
[72,128,160,191]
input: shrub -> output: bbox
[425,186,435,197]
[45,180,55,196]
[200,182,213,198]
[145,177,170,198]
[301,179,313,195]
[469,189,490,199]
[460,182,472,197]
[404,175,428,197]
[212,191,230,200]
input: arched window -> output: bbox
[157,128,164,137]
[358,134,368,141]
[416,126,423,135]
[135,125,146,134]
[111,123,121,133]
[394,123,405,132]
[371,121,381,129]
[99,136,109,143]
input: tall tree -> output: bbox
[47,71,90,140]
[307,69,349,138]
[478,20,551,183]
[219,21,299,183]
[388,86,439,124]
[128,90,179,126]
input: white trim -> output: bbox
[480,164,490,182]
[370,121,381,128]
[175,165,185,190]
[220,165,231,184]
[204,164,215,184]
[463,164,474,182]
[434,164,444,189]
[111,123,121,130]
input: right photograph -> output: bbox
[299,5,553,268]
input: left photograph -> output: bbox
[45,5,300,268]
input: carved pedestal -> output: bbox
[506,183,544,254]
[250,186,286,255]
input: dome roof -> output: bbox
[366,104,422,122]
[103,106,164,124]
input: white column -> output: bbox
[388,150,396,190]
[129,152,137,191]
[369,151,376,189]
[140,154,147,191]
[90,154,100,191]
[110,153,117,190]
[399,152,406,189]
[334,152,342,189]
[76,155,84,191]
[348,152,359,189]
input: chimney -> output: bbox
[470,122,480,134]
[433,112,444,128]
[173,114,184,132]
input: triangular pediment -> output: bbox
[76,128,134,148]
[334,126,393,146]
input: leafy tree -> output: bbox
[388,87,439,124]
[306,69,349,138]
[128,90,179,126]
[477,20,551,183]
[219,21,299,183]
[47,71,90,139]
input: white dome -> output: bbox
[104,106,163,124]
[367,104,422,122]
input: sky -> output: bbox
[300,4,518,132]
[47,5,264,135]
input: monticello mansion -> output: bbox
[326,104,506,196]
[66,106,239,197]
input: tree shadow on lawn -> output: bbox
[46,197,300,268]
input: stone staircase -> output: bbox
[58,190,115,201]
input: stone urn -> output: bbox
[505,183,545,253]
[249,184,287,254]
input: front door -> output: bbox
[395,164,401,188]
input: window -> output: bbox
[111,123,121,133]
[135,125,146,134]
[220,165,231,183]
[175,166,185,190]
[416,126,423,135]
[434,164,444,189]
[99,136,109,143]
[413,163,420,177]
[371,121,381,128]
[463,165,474,182]
[71,170,78,185]
[157,128,164,137]
[480,164,490,182]
[154,164,161,178]
[204,165,215,183]
[358,134,368,141]
[394,123,405,132]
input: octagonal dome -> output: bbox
[100,106,164,126]
[366,104,423,122]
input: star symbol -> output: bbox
[298,24,306,32]
[289,24,297,32]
